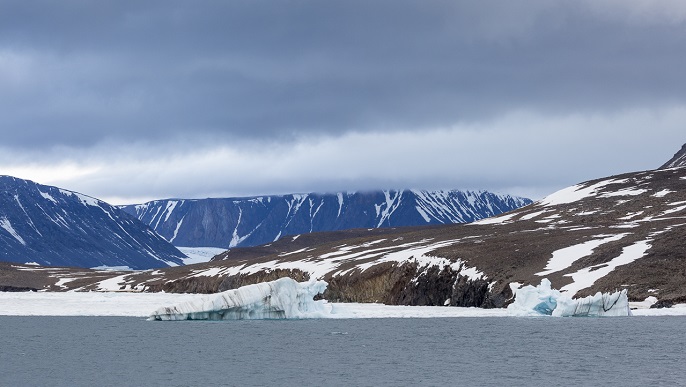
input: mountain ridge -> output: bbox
[660,143,686,169]
[119,189,532,249]
[0,176,185,269]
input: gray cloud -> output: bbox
[0,1,685,203]
[2,1,686,148]
[3,106,683,204]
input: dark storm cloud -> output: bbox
[1,0,685,149]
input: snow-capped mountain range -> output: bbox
[0,174,530,270]
[119,190,532,249]
[0,176,185,269]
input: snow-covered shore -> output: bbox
[0,290,684,318]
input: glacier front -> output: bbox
[149,277,331,321]
[507,279,631,317]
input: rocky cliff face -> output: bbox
[119,190,532,248]
[0,176,185,269]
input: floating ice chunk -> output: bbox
[552,290,631,317]
[149,278,330,321]
[507,279,560,316]
[507,279,631,317]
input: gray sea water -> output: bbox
[1,316,685,386]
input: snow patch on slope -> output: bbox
[471,212,517,225]
[560,238,653,296]
[59,189,101,207]
[520,210,548,220]
[539,179,628,206]
[182,237,478,285]
[652,189,673,198]
[536,234,629,276]
[598,188,648,198]
[354,239,480,278]
[39,191,57,203]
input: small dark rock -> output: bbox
[0,285,38,292]
[650,300,674,309]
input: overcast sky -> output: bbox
[1,1,685,204]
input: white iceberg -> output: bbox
[507,279,631,317]
[149,277,331,321]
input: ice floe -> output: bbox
[508,279,631,317]
[149,278,330,320]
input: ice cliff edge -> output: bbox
[507,279,631,317]
[149,277,631,321]
[149,277,330,320]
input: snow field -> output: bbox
[176,246,227,265]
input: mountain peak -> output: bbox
[659,143,686,169]
[0,175,185,269]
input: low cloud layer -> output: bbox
[1,1,685,203]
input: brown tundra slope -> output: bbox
[2,164,686,308]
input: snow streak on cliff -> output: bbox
[120,190,532,248]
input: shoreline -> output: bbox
[1,291,685,318]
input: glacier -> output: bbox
[149,278,331,321]
[507,279,631,317]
